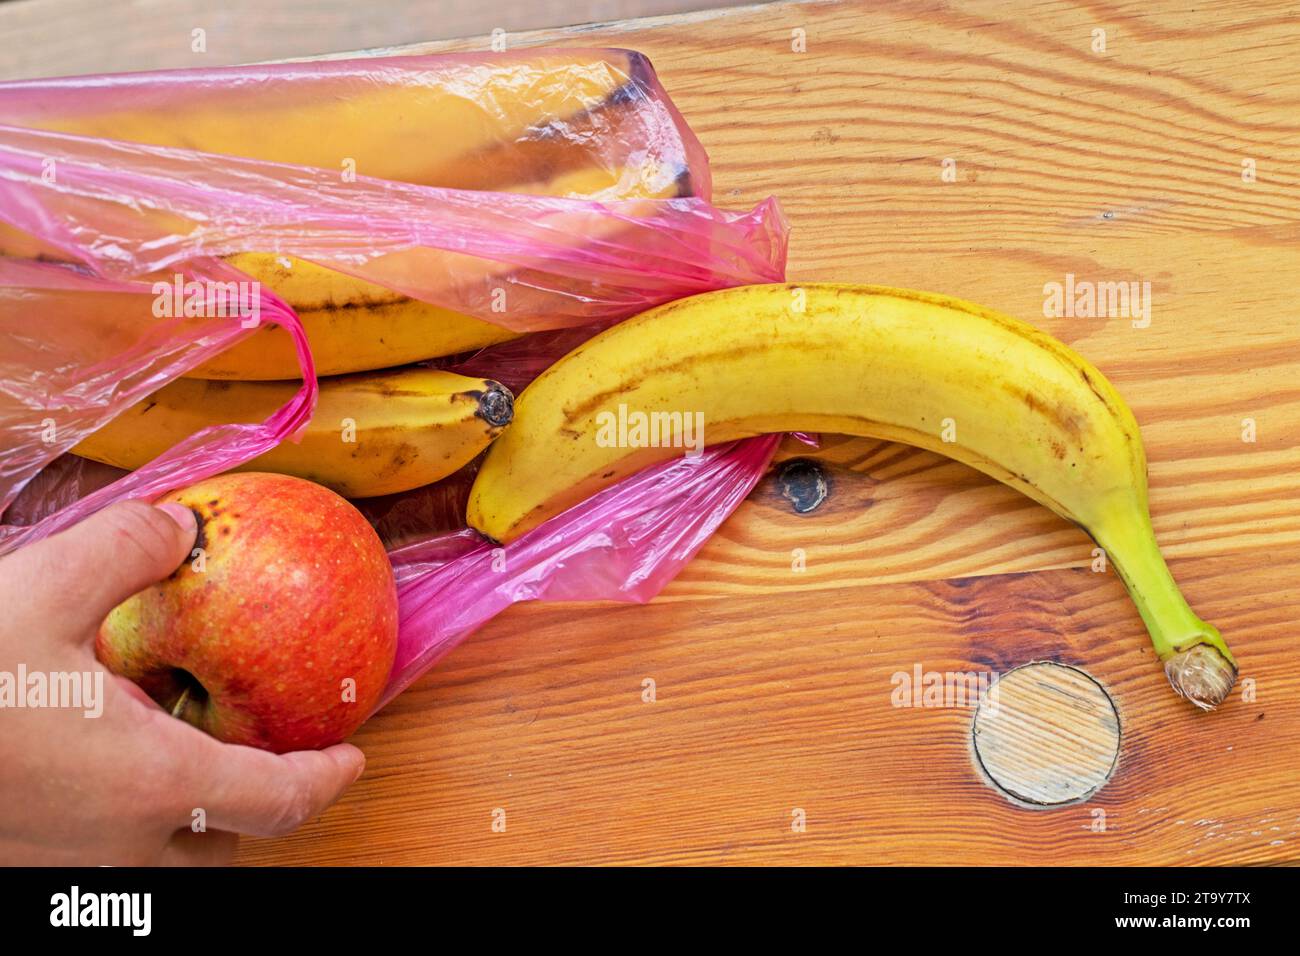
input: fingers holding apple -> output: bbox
[96,473,399,754]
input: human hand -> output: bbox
[0,501,365,865]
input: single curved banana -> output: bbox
[185,254,523,380]
[76,368,513,498]
[9,51,646,190]
[467,283,1236,708]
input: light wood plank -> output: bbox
[0,0,760,80]
[239,541,1299,865]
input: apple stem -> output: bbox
[171,686,191,720]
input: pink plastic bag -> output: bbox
[0,50,788,707]
[0,49,714,197]
[379,434,781,708]
[0,123,785,330]
[0,256,317,546]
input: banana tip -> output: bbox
[477,382,515,428]
[1164,644,1237,711]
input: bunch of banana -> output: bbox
[22,52,706,504]
[75,368,513,498]
[0,155,688,381]
[2,50,696,380]
[467,283,1237,709]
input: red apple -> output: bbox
[96,472,399,753]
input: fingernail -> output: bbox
[342,749,365,783]
[157,502,197,534]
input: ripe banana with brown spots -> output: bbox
[0,50,694,380]
[3,50,650,190]
[467,283,1236,708]
[75,368,513,498]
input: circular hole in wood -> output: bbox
[972,661,1120,808]
[776,458,831,513]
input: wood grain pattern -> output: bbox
[236,0,1300,865]
[241,540,1299,865]
[0,0,759,80]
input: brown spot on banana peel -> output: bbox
[493,410,1084,544]
[560,341,816,424]
[359,370,467,398]
[559,287,1128,434]
[223,256,408,312]
[1078,363,1122,422]
[822,283,1133,429]
[1005,383,1089,442]
[346,439,421,482]
[284,289,411,314]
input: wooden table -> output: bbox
[238,0,1300,865]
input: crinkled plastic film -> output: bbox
[0,257,317,548]
[0,49,714,198]
[0,50,788,710]
[378,435,781,709]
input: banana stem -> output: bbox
[170,686,191,720]
[1096,508,1236,710]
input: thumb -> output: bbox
[181,736,365,838]
[0,500,197,642]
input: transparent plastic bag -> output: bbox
[0,123,786,330]
[0,49,713,197]
[0,256,317,546]
[0,50,789,707]
[379,434,781,708]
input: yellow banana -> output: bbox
[187,161,689,380]
[0,160,689,381]
[15,51,645,189]
[2,52,698,380]
[76,368,513,498]
[186,254,523,380]
[467,283,1236,708]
